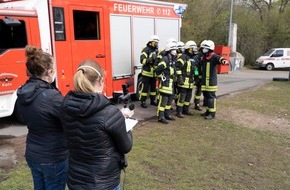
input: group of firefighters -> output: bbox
[138,35,228,124]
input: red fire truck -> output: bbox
[0,0,186,120]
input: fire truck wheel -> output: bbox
[133,76,143,101]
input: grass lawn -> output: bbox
[1,81,290,190]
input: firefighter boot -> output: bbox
[194,104,203,111]
[182,106,193,116]
[176,106,184,118]
[158,111,168,124]
[201,110,209,117]
[150,96,158,106]
[194,99,203,111]
[165,109,175,120]
[205,112,215,120]
[141,101,147,108]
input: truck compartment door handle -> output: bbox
[96,54,105,58]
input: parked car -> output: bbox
[255,48,290,70]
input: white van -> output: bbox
[255,48,290,70]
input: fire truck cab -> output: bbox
[0,0,186,120]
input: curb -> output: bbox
[273,77,289,81]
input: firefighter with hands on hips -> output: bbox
[175,40,199,118]
[199,40,228,119]
[139,35,159,108]
[154,42,178,124]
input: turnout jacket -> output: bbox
[140,44,158,77]
[60,91,133,190]
[16,77,68,163]
[155,54,176,95]
[200,52,226,91]
[175,52,198,89]
[193,52,203,85]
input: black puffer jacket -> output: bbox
[60,91,133,190]
[17,77,68,163]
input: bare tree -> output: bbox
[279,0,289,12]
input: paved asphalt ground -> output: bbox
[0,68,289,137]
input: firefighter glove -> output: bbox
[148,52,156,65]
[178,75,184,85]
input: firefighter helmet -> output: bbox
[200,40,215,51]
[184,40,197,50]
[149,35,160,43]
[165,42,178,51]
[166,38,177,44]
[177,41,185,49]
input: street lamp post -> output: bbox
[228,0,234,48]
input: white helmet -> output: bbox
[200,40,215,51]
[184,40,197,51]
[166,38,177,44]
[165,42,178,51]
[177,41,185,49]
[149,35,159,43]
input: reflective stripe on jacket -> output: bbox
[200,52,225,91]
[176,53,196,89]
[140,46,158,77]
[155,55,175,95]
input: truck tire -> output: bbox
[133,76,142,101]
[266,63,274,71]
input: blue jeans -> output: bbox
[26,159,68,190]
[113,184,120,190]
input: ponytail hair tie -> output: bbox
[78,68,85,74]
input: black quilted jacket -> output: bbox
[17,77,68,163]
[60,91,133,190]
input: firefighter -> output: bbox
[199,40,227,119]
[176,41,185,58]
[139,35,159,108]
[155,42,178,124]
[193,43,203,111]
[154,38,178,67]
[174,41,185,104]
[154,38,178,104]
[175,40,199,118]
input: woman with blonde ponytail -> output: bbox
[60,59,133,190]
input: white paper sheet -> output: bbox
[125,118,138,132]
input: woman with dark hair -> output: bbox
[17,45,68,190]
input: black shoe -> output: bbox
[158,118,169,124]
[183,111,193,116]
[176,112,184,118]
[150,101,158,106]
[141,102,147,108]
[201,111,209,116]
[194,105,203,111]
[165,115,175,120]
[205,114,215,120]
